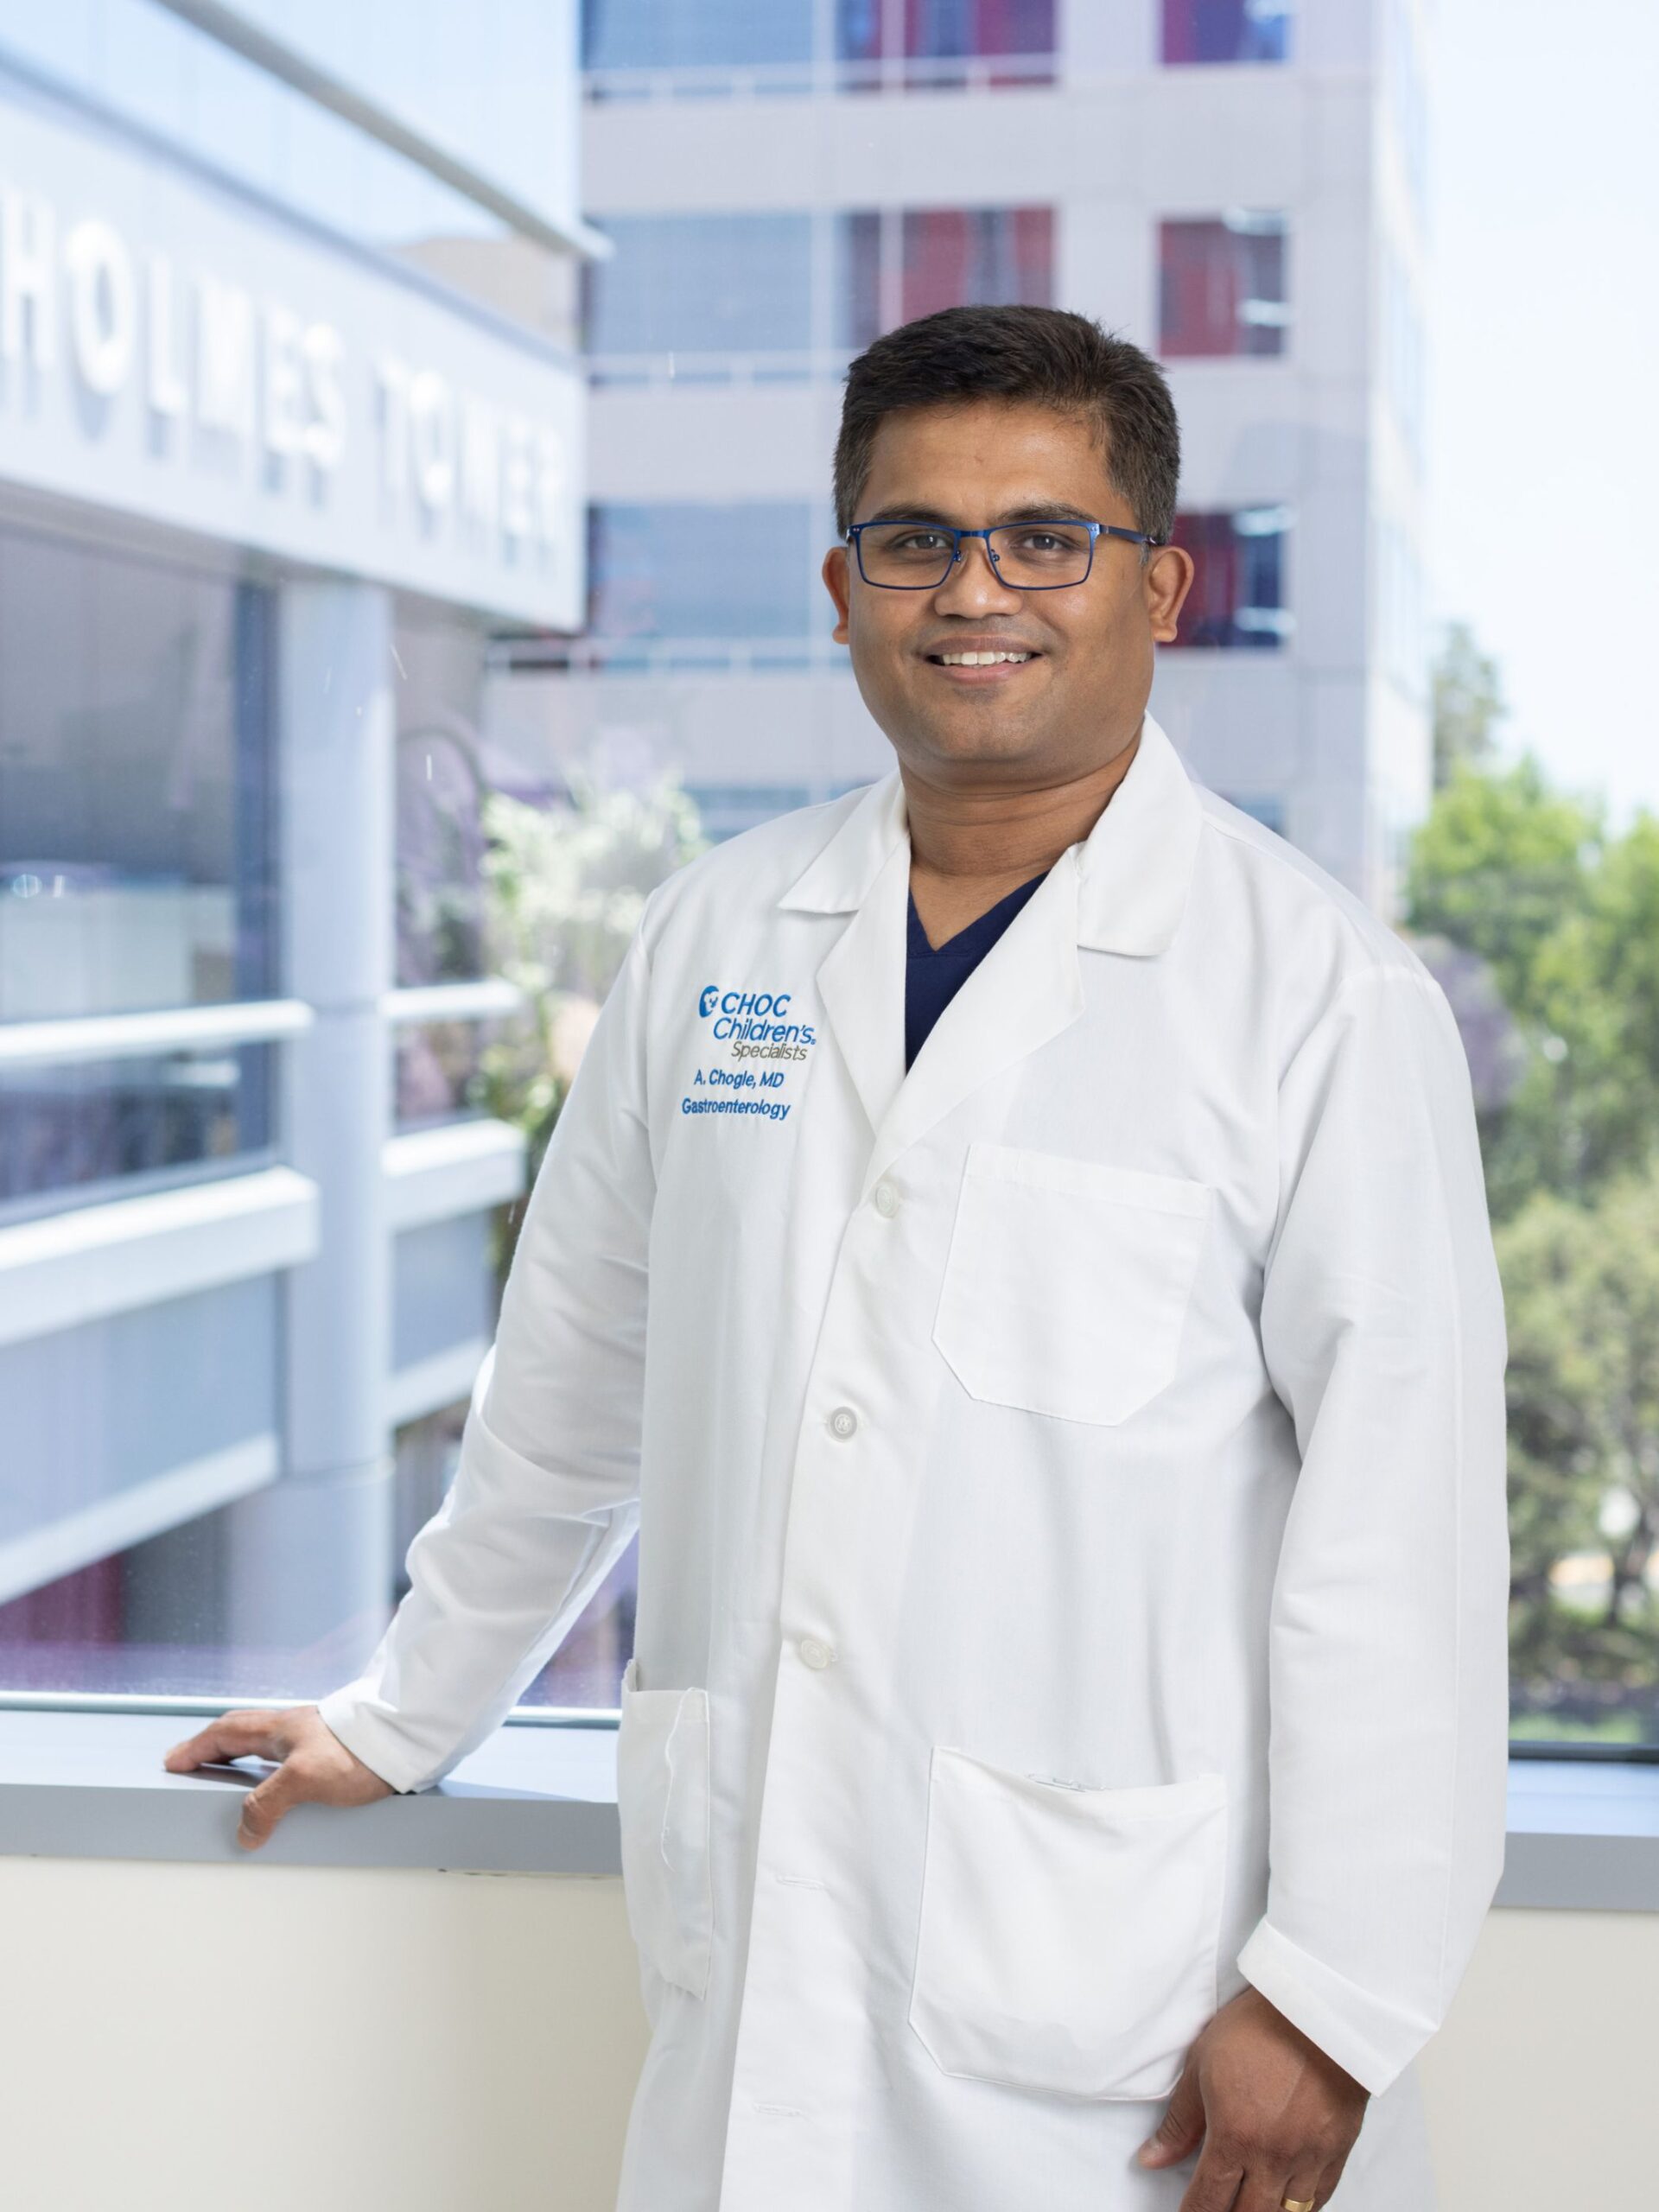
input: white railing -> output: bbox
[583,52,1058,103]
[0,982,526,1067]
[587,346,856,388]
[383,978,524,1027]
[0,999,313,1069]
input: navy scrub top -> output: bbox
[905,868,1052,1072]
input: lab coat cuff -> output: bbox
[1234,1916,1438,2099]
[315,1688,438,1797]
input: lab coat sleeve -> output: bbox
[314,912,658,1796]
[1233,962,1510,2098]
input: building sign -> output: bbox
[0,90,582,627]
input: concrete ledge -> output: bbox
[3,1714,1657,1900]
[0,1710,621,1874]
[1500,1758,1659,1911]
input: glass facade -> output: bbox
[837,0,1056,67]
[0,525,276,1215]
[1168,508,1293,648]
[584,207,1050,372]
[0,0,507,253]
[1158,213,1289,358]
[584,0,1054,85]
[584,0,814,71]
[0,531,275,1024]
[585,213,816,360]
[0,2,593,1711]
[588,502,817,640]
[1162,0,1292,66]
[845,206,1053,344]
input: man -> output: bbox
[166,307,1510,2211]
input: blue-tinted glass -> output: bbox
[588,505,814,639]
[0,531,276,1021]
[586,215,814,356]
[584,0,813,70]
[0,1047,274,1217]
[1169,510,1290,649]
[836,0,1055,60]
[1162,0,1291,66]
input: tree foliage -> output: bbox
[1409,626,1659,1732]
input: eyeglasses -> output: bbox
[845,517,1161,590]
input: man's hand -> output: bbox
[1135,1985,1370,2211]
[162,1705,395,1851]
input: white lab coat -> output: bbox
[319,709,1510,2211]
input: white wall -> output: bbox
[0,1856,1651,2212]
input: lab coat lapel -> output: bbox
[792,772,912,1147]
[779,711,1203,1191]
[869,855,1083,1187]
[813,837,911,1148]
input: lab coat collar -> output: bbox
[777,709,1202,957]
[777,710,1203,1183]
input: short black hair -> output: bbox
[832,305,1180,549]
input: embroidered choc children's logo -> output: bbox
[682,986,818,1124]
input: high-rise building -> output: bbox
[0,1,598,1698]
[502,0,1428,912]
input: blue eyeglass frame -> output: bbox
[844,517,1163,589]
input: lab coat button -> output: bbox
[798,1637,836,1670]
[873,1179,900,1217]
[829,1405,859,1440]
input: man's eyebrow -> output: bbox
[855,501,1101,527]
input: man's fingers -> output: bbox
[236,1761,310,1851]
[1136,2058,1206,2168]
[163,1709,289,1771]
[1233,2164,1331,2212]
[1173,2141,1247,2212]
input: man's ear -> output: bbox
[1146,543,1195,645]
[822,544,852,643]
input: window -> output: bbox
[1168,508,1293,648]
[391,607,498,1134]
[582,0,1052,87]
[836,0,1056,72]
[1161,0,1292,66]
[583,0,814,71]
[583,213,815,365]
[1159,213,1289,358]
[588,503,817,640]
[839,207,1053,349]
[0,526,276,1216]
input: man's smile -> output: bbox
[922,634,1046,683]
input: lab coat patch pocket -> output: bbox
[933,1144,1212,1426]
[615,1656,714,1999]
[908,1748,1227,2101]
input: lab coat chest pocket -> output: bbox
[908,1749,1228,2101]
[615,1656,714,1999]
[933,1143,1213,1426]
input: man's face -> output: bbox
[821,397,1192,785]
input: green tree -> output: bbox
[474,762,708,1279]
[1402,752,1603,1022]
[1499,1164,1659,1735]
[1431,619,1508,789]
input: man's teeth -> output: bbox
[937,651,1032,665]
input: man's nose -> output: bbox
[932,536,1022,611]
